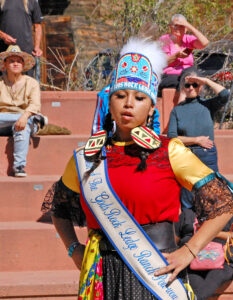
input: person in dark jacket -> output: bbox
[167,66,229,209]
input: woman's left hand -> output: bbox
[154,246,194,283]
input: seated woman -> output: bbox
[158,14,209,96]
[175,209,233,300]
[167,66,229,209]
[42,37,233,300]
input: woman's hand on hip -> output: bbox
[72,244,85,270]
[154,246,194,283]
[196,136,213,149]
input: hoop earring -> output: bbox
[131,126,161,150]
[147,116,152,127]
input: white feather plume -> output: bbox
[120,37,167,81]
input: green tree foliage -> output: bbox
[105,0,232,46]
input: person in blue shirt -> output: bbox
[92,85,161,134]
[167,66,229,210]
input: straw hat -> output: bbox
[0,45,35,72]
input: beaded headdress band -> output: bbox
[109,37,167,105]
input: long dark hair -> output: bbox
[84,112,113,177]
[136,112,155,171]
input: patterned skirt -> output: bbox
[78,230,186,300]
[101,250,158,300]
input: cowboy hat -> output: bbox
[0,45,35,72]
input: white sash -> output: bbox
[74,147,188,300]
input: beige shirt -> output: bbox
[0,75,41,114]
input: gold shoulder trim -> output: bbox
[168,138,214,191]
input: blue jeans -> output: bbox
[0,113,38,168]
[181,145,219,210]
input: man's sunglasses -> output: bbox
[184,82,199,88]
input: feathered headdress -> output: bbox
[109,37,167,104]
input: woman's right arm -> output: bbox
[52,215,85,269]
[42,155,86,269]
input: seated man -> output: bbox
[0,45,47,177]
[92,85,161,135]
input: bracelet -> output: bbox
[68,241,80,257]
[184,243,197,259]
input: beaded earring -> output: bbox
[131,126,161,150]
[84,130,107,157]
[84,112,113,157]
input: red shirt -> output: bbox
[80,136,181,229]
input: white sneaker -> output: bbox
[13,166,27,177]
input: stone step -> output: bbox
[0,270,79,299]
[1,131,232,177]
[41,91,97,135]
[0,268,232,299]
[214,131,233,175]
[0,134,89,176]
[0,175,59,221]
[1,173,232,222]
[0,221,88,272]
[160,88,179,134]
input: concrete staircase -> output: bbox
[0,91,95,299]
[0,90,233,299]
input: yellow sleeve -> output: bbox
[168,138,214,191]
[61,154,80,193]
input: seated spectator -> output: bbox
[158,14,209,96]
[167,66,229,209]
[0,45,47,177]
[92,85,161,135]
[175,209,233,300]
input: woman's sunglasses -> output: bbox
[184,82,199,88]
